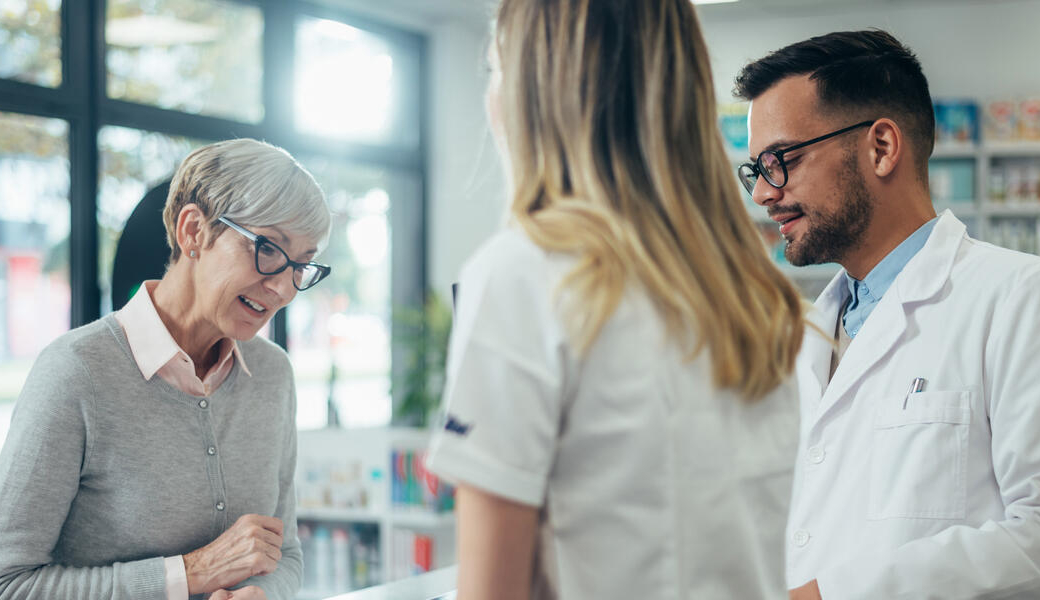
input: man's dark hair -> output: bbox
[735,29,934,177]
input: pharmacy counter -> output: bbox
[322,566,457,600]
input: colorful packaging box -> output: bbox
[933,100,978,145]
[984,100,1017,141]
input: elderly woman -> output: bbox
[0,139,331,600]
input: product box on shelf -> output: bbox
[390,529,436,581]
[392,448,455,514]
[928,158,975,204]
[984,100,1017,141]
[934,100,979,145]
[718,102,749,157]
[1019,98,1040,141]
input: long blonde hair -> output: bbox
[494,0,804,399]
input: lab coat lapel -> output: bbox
[797,271,849,411]
[810,210,965,426]
[818,288,908,417]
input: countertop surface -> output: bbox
[322,566,457,600]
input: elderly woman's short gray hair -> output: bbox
[163,138,331,263]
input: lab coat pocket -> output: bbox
[868,390,971,520]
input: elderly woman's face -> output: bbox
[197,222,317,340]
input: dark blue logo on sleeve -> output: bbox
[444,414,473,436]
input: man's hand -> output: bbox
[184,514,283,595]
[790,579,822,600]
[209,585,268,599]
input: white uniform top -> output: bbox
[788,210,1040,598]
[427,228,797,600]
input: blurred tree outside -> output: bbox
[106,0,263,123]
[0,0,62,87]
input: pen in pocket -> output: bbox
[903,377,926,409]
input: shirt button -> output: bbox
[198,399,208,409]
[207,446,217,456]
[793,529,811,547]
[216,501,225,511]
[807,446,826,464]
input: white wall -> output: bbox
[329,0,1040,301]
[700,0,1040,103]
[425,22,506,301]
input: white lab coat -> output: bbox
[787,210,1040,599]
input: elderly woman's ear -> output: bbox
[175,203,208,261]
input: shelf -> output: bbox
[297,506,384,524]
[390,510,456,529]
[982,203,1040,217]
[296,506,455,529]
[935,203,979,217]
[932,142,978,159]
[982,141,1040,157]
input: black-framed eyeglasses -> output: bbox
[737,120,874,195]
[217,216,331,291]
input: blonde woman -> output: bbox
[426,1,805,598]
[0,139,330,600]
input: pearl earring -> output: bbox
[189,250,197,258]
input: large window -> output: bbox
[0,1,427,445]
[0,111,69,444]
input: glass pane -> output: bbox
[289,159,405,430]
[97,126,206,314]
[0,112,69,448]
[295,16,418,147]
[0,0,62,87]
[106,0,263,123]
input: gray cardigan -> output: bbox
[0,315,302,599]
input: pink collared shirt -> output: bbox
[114,280,252,600]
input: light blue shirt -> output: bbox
[842,217,939,338]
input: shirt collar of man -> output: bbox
[842,216,939,335]
[114,280,251,381]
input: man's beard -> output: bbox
[785,156,874,267]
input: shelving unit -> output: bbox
[295,427,456,600]
[931,140,1040,254]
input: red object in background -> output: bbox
[414,535,432,573]
[8,254,42,358]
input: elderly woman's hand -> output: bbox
[184,514,284,595]
[209,585,268,599]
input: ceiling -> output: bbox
[343,0,1018,27]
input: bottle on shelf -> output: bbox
[312,525,333,592]
[332,527,352,592]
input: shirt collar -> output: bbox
[114,280,251,380]
[844,216,939,302]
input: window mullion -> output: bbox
[65,0,102,327]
